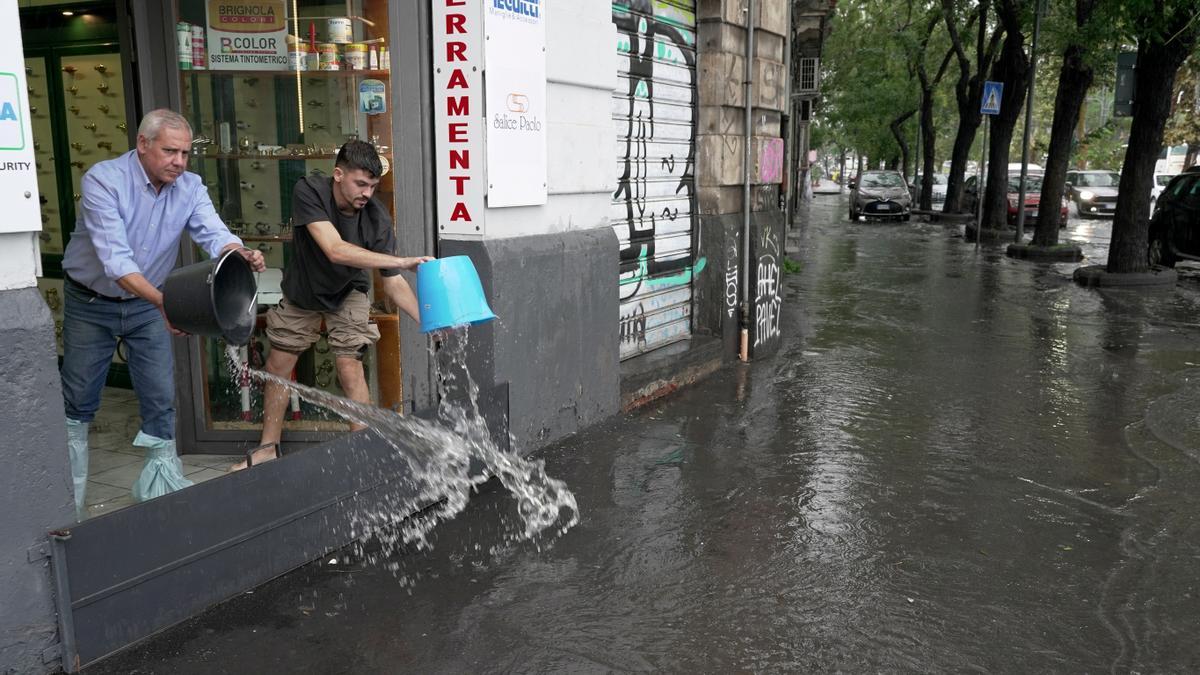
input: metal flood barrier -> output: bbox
[48,385,509,671]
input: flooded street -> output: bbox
[98,196,1200,673]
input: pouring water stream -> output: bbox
[224,330,578,561]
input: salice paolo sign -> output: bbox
[484,0,546,206]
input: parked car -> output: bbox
[849,170,911,221]
[1146,167,1200,267]
[962,172,1068,226]
[1151,172,1176,211]
[909,172,948,205]
[1065,170,1120,218]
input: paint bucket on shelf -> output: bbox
[416,256,497,334]
[344,43,368,70]
[318,43,340,70]
[327,17,352,44]
[288,43,310,71]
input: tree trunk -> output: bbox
[839,147,846,187]
[942,0,1000,214]
[982,28,1028,230]
[1033,44,1093,245]
[944,95,981,213]
[919,86,937,210]
[889,110,916,180]
[1107,34,1196,273]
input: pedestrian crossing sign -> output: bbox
[981,81,1003,116]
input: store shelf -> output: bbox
[197,152,391,161]
[182,68,389,78]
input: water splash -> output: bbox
[223,333,578,563]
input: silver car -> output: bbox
[850,170,912,221]
[1065,170,1120,218]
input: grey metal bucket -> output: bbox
[163,249,257,345]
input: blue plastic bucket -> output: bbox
[417,256,497,333]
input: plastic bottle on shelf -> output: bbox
[368,44,379,70]
[380,41,389,71]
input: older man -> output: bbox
[61,108,265,517]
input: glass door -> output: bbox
[174,0,399,447]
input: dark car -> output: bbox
[1147,167,1200,267]
[1065,170,1120,218]
[963,172,1069,226]
[849,170,911,222]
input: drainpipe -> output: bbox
[739,0,755,362]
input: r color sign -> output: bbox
[433,0,485,238]
[206,0,289,70]
[0,1,40,234]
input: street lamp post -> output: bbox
[1015,0,1045,243]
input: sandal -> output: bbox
[244,441,282,468]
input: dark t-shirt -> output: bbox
[282,175,401,311]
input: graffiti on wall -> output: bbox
[754,225,781,348]
[725,241,738,319]
[613,0,698,359]
[759,137,784,184]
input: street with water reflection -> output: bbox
[97,194,1200,673]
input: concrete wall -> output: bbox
[0,234,41,291]
[0,288,73,674]
[443,230,619,452]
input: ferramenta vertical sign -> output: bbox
[483,0,547,207]
[0,0,40,234]
[434,0,486,238]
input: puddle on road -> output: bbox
[224,332,578,579]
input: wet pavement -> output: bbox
[94,196,1200,673]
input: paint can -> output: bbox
[344,43,368,70]
[318,43,340,71]
[288,43,310,71]
[191,24,206,69]
[326,17,352,44]
[176,22,193,70]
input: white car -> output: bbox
[1151,173,1176,212]
[910,173,948,205]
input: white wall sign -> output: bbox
[433,0,486,238]
[484,0,547,207]
[206,0,289,71]
[0,1,40,234]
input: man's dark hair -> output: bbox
[335,140,383,178]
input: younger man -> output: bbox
[236,141,431,469]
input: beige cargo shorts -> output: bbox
[264,291,379,359]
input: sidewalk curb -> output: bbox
[619,337,725,412]
[1072,264,1178,288]
[1006,243,1084,262]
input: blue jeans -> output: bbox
[61,282,176,440]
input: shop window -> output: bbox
[174,0,398,436]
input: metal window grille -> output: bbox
[798,57,820,93]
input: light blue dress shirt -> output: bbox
[63,150,242,298]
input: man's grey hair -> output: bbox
[137,109,192,141]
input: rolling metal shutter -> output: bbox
[612,0,700,360]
